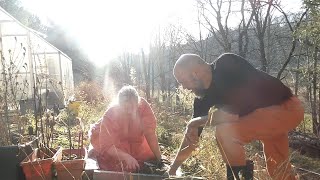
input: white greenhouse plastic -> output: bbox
[0,7,74,112]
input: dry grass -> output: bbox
[47,93,320,180]
[154,103,320,179]
[184,133,225,179]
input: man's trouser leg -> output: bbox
[215,96,304,180]
[262,133,296,180]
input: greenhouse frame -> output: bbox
[0,7,74,113]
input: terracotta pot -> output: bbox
[53,147,87,180]
[20,147,56,180]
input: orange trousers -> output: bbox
[215,96,304,180]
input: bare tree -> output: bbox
[249,0,275,72]
[107,52,135,90]
[275,4,308,79]
[141,49,151,101]
[238,0,254,58]
[197,0,232,52]
[183,8,211,60]
[311,47,319,135]
[154,33,167,102]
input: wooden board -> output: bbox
[93,170,206,180]
[83,158,100,180]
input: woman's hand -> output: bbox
[123,154,140,171]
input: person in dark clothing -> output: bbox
[168,53,304,180]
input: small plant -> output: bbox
[0,37,29,145]
[59,99,82,158]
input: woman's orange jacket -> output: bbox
[89,98,156,171]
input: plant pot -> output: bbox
[0,144,33,180]
[20,147,56,180]
[53,147,87,180]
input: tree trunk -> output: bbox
[238,0,253,58]
[167,77,171,105]
[141,50,150,101]
[151,56,155,98]
[159,54,166,102]
[294,56,301,96]
[318,82,320,136]
[289,131,320,158]
[175,81,180,106]
[266,16,271,68]
[311,47,318,135]
[249,0,273,72]
[306,47,312,134]
[276,9,307,79]
[258,36,268,72]
[137,55,141,90]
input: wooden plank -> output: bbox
[93,170,206,180]
[93,170,164,180]
[82,157,100,180]
[85,158,100,170]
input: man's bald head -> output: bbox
[173,54,211,98]
[173,54,206,76]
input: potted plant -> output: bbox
[53,146,87,180]
[20,146,56,180]
[53,100,87,180]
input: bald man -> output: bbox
[169,53,304,180]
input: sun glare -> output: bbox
[22,0,197,66]
[21,0,302,66]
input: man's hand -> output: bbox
[167,118,206,178]
[167,167,177,176]
[123,154,140,171]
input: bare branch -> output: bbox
[276,9,309,79]
[261,0,274,35]
[208,0,218,14]
[224,0,232,37]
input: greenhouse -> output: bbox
[0,7,74,113]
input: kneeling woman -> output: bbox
[90,86,161,172]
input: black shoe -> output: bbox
[226,160,254,180]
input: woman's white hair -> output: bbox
[117,85,140,105]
